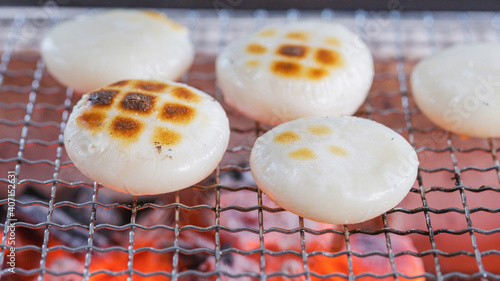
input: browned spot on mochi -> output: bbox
[121,93,156,114]
[289,148,317,160]
[329,145,347,156]
[258,29,276,37]
[110,116,143,143]
[171,87,201,103]
[143,11,184,30]
[324,37,341,46]
[152,127,182,152]
[88,90,118,107]
[274,131,300,144]
[76,111,106,132]
[246,43,267,54]
[109,80,129,87]
[276,45,308,58]
[246,60,260,67]
[307,125,332,135]
[160,103,195,124]
[135,80,168,92]
[271,61,302,78]
[286,32,308,41]
[315,48,343,66]
[307,67,330,80]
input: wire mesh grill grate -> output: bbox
[0,7,499,281]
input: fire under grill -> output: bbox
[1,7,500,281]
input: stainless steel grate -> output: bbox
[0,7,500,281]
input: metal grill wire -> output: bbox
[0,7,498,281]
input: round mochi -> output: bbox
[216,20,374,125]
[250,116,418,224]
[41,9,194,94]
[411,43,500,138]
[64,80,230,195]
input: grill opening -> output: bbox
[0,7,499,281]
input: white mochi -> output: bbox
[64,80,229,195]
[216,21,374,125]
[411,43,500,138]
[41,10,194,93]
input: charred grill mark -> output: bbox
[274,131,300,144]
[289,148,317,160]
[246,43,267,54]
[307,67,329,80]
[329,145,348,156]
[109,80,129,87]
[135,81,168,92]
[315,48,343,66]
[258,29,276,37]
[307,125,333,135]
[88,90,118,107]
[271,61,302,78]
[160,103,196,124]
[76,111,106,131]
[153,127,182,149]
[246,60,260,67]
[276,45,308,58]
[171,87,201,103]
[324,37,341,46]
[110,116,143,142]
[286,32,308,41]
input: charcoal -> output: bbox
[11,186,119,248]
